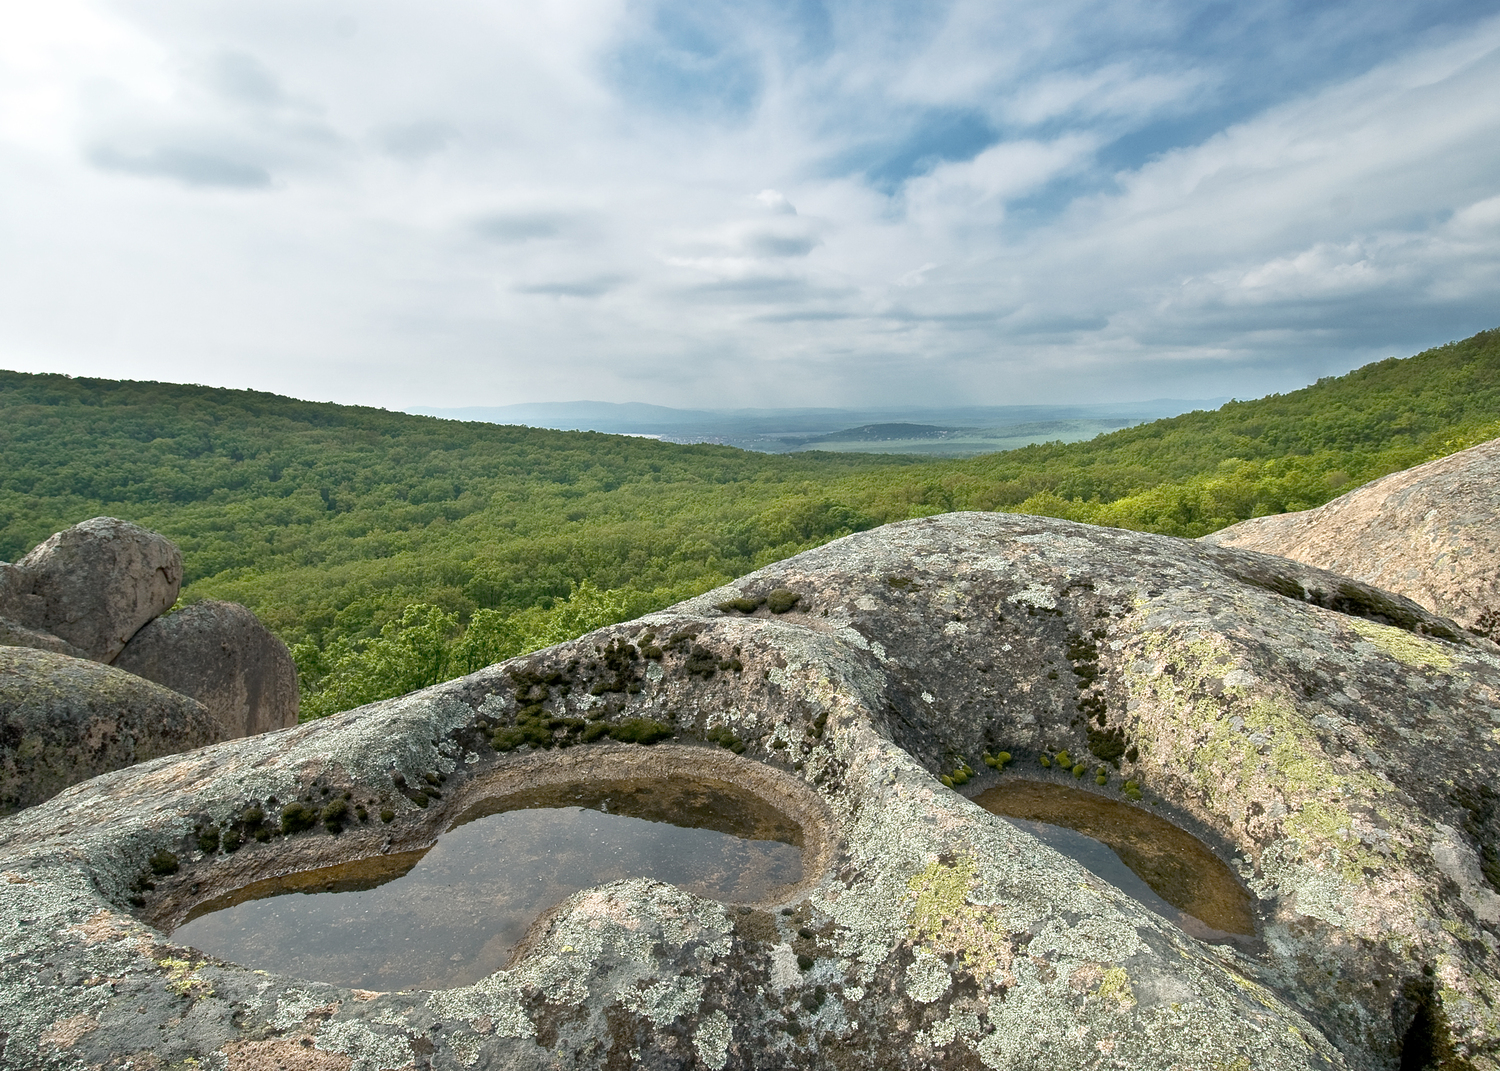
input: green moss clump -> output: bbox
[1055,749,1072,768]
[380,807,396,823]
[716,596,764,614]
[581,722,612,743]
[1072,763,1086,778]
[951,769,969,785]
[492,722,553,752]
[221,828,243,853]
[280,802,317,834]
[683,644,720,678]
[149,850,179,875]
[196,825,221,854]
[608,718,673,745]
[1087,724,1127,766]
[1095,774,1108,786]
[766,589,801,614]
[941,775,955,788]
[706,727,747,753]
[321,798,349,834]
[1039,755,1052,768]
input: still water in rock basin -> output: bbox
[975,781,1255,941]
[174,779,805,991]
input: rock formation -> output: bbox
[115,599,300,739]
[0,647,218,816]
[0,519,299,812]
[1203,436,1500,641]
[9,516,182,663]
[2,513,1496,1070]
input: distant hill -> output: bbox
[3,325,1497,716]
[409,399,1220,455]
[802,423,958,442]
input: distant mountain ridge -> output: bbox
[408,399,1225,455]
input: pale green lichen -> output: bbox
[1126,630,1398,881]
[907,855,1009,981]
[155,956,211,998]
[1095,966,1135,1007]
[693,1009,732,1070]
[1347,618,1455,670]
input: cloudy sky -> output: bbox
[2,0,1498,410]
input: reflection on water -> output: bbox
[174,780,805,991]
[975,781,1255,940]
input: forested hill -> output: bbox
[2,325,1497,717]
[837,326,1500,533]
[0,374,913,637]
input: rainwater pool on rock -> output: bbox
[975,781,1255,941]
[173,778,804,991]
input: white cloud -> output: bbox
[0,1,1497,409]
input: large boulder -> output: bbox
[0,646,217,816]
[1203,436,1500,641]
[14,517,183,662]
[115,599,299,738]
[1,514,1497,1070]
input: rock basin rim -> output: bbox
[145,742,838,945]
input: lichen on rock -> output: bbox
[1,511,1497,1069]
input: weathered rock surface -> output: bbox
[1204,436,1500,642]
[2,514,1498,1070]
[13,517,183,663]
[115,599,300,738]
[0,617,86,659]
[0,647,218,816]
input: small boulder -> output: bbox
[1203,437,1500,640]
[115,599,299,737]
[0,646,216,816]
[16,517,182,662]
[0,562,44,629]
[0,617,86,658]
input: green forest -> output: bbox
[2,326,1497,717]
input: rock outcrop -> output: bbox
[2,513,1496,1070]
[0,647,218,816]
[1,519,300,811]
[115,599,299,739]
[1204,436,1500,641]
[9,516,182,662]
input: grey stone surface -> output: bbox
[1204,436,1500,642]
[0,562,44,630]
[15,517,182,663]
[2,514,1497,1070]
[0,617,86,658]
[0,647,217,816]
[115,599,299,738]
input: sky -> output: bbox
[2,0,1499,410]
